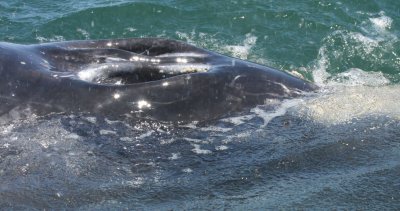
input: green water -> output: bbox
[1,1,400,210]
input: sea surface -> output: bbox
[1,0,400,210]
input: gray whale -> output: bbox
[0,38,317,121]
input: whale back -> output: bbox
[0,38,317,121]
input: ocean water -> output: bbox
[1,0,400,210]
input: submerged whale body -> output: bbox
[0,38,317,121]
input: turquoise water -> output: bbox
[1,0,400,210]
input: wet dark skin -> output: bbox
[0,38,317,122]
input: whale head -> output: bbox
[0,38,317,122]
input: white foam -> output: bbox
[176,31,197,45]
[160,139,175,145]
[312,46,331,85]
[182,168,193,173]
[225,33,257,60]
[298,85,400,124]
[215,145,229,151]
[65,133,80,140]
[137,131,154,139]
[105,118,121,125]
[77,28,90,39]
[184,138,209,144]
[125,27,137,32]
[0,124,15,135]
[123,177,144,187]
[251,98,304,128]
[220,114,255,125]
[312,27,396,88]
[120,137,134,142]
[168,153,181,160]
[307,25,398,124]
[191,144,212,155]
[99,130,117,135]
[370,15,393,30]
[350,32,379,53]
[327,68,389,87]
[85,117,97,124]
[360,12,396,42]
[199,126,232,132]
[222,131,252,144]
[36,35,65,43]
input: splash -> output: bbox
[312,11,398,87]
[370,15,393,30]
[224,33,257,60]
[302,12,400,124]
[176,31,258,60]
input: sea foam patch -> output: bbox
[369,14,393,30]
[297,85,400,124]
